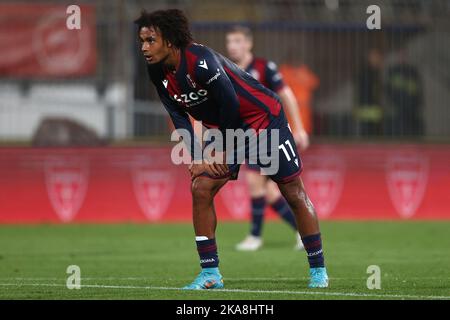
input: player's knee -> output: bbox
[281,184,316,216]
[278,179,304,209]
[191,177,215,201]
[283,190,301,210]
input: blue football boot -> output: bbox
[182,267,224,290]
[308,267,329,288]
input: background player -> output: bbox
[136,9,328,289]
[226,26,310,251]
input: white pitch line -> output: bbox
[0,277,316,281]
[2,276,447,281]
[0,282,448,300]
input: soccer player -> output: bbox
[225,25,309,251]
[135,9,328,289]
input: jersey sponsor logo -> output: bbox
[198,59,208,70]
[44,156,89,222]
[386,152,428,219]
[172,89,208,107]
[205,68,221,85]
[218,177,250,219]
[302,153,345,218]
[162,79,168,88]
[132,165,175,221]
[186,74,197,88]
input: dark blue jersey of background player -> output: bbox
[147,42,287,140]
[245,57,285,93]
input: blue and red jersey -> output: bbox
[147,43,302,182]
[147,43,285,141]
[245,57,285,93]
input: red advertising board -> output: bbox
[0,144,449,223]
[0,3,96,77]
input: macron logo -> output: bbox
[206,69,221,85]
[199,60,208,70]
[162,79,168,88]
[294,158,299,167]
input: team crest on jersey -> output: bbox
[302,153,345,218]
[386,152,428,219]
[186,74,197,88]
[44,157,89,222]
[219,178,250,219]
[132,166,175,221]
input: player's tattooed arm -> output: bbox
[159,87,228,178]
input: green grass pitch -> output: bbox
[0,221,449,300]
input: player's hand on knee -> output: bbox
[204,163,228,177]
[204,151,229,177]
[189,162,228,180]
[189,163,207,180]
[211,162,229,176]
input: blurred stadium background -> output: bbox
[0,0,449,222]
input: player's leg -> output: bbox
[236,168,267,251]
[183,175,229,290]
[277,178,319,236]
[265,180,304,250]
[277,177,328,288]
[267,119,328,288]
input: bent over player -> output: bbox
[135,9,328,289]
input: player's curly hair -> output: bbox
[134,9,193,49]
